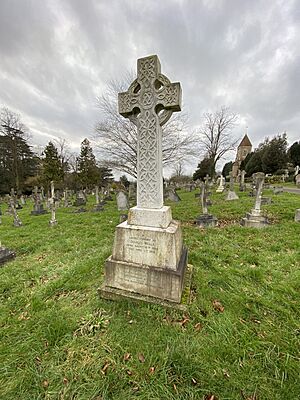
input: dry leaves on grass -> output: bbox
[101,362,110,375]
[212,300,225,313]
[138,353,145,363]
[123,352,131,361]
[204,394,218,400]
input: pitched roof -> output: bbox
[239,134,252,147]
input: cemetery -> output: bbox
[1,48,299,396]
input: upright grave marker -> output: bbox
[241,172,269,228]
[49,181,57,226]
[101,55,188,303]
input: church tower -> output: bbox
[232,134,252,178]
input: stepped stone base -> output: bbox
[195,214,218,228]
[241,212,269,228]
[0,247,16,265]
[101,219,188,303]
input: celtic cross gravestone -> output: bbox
[101,55,188,304]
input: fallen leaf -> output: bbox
[173,383,178,393]
[204,394,218,400]
[42,380,49,388]
[35,356,41,364]
[138,353,145,363]
[149,366,155,374]
[63,377,68,385]
[194,322,202,331]
[212,300,224,313]
[123,352,131,361]
[128,320,133,324]
[223,369,230,378]
[101,362,109,375]
[126,370,133,376]
[191,377,197,385]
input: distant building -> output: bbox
[232,134,252,178]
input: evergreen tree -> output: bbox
[42,141,64,187]
[244,150,263,176]
[222,161,233,177]
[261,133,288,174]
[77,139,99,188]
[288,141,300,167]
[193,156,214,180]
[0,107,38,193]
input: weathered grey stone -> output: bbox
[225,172,239,200]
[165,188,181,203]
[0,245,15,265]
[273,186,283,195]
[116,191,129,211]
[49,181,57,226]
[295,209,300,222]
[241,172,269,228]
[102,55,188,304]
[216,175,225,193]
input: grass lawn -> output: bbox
[0,189,299,399]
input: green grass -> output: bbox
[0,189,299,399]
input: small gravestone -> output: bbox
[73,190,86,206]
[195,182,217,227]
[225,172,239,200]
[295,209,300,222]
[92,186,104,212]
[116,191,129,211]
[239,170,246,191]
[10,199,22,227]
[31,187,47,215]
[20,195,26,205]
[101,55,188,304]
[241,172,268,228]
[295,174,300,186]
[165,187,181,202]
[216,175,225,193]
[0,241,16,265]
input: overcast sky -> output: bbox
[0,0,299,173]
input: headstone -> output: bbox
[73,190,86,206]
[295,209,300,222]
[239,170,246,191]
[10,199,22,227]
[20,195,26,205]
[92,186,104,212]
[195,182,217,227]
[0,241,15,265]
[101,55,188,304]
[116,191,129,211]
[225,172,239,200]
[295,174,300,186]
[241,172,269,228]
[31,186,47,215]
[165,187,181,202]
[216,175,225,193]
[49,181,58,226]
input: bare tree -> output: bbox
[198,106,239,176]
[94,77,197,178]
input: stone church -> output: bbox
[232,134,252,179]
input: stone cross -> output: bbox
[49,181,57,226]
[253,172,265,215]
[118,55,181,209]
[200,182,208,215]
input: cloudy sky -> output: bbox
[0,0,299,172]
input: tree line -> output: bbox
[0,107,113,195]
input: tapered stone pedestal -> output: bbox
[102,218,187,303]
[195,214,218,228]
